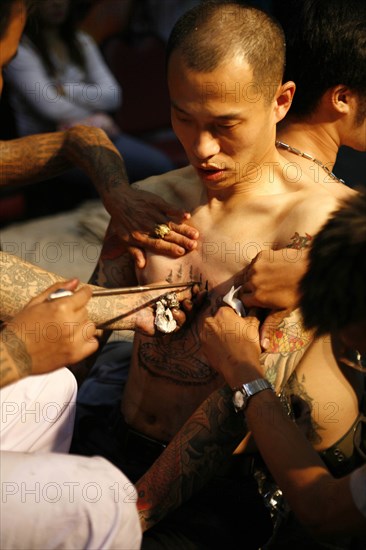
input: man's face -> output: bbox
[168,50,281,192]
[0,0,26,94]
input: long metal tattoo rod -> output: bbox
[47,281,202,300]
[91,281,201,296]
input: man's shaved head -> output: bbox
[166,1,286,100]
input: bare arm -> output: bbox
[135,301,312,530]
[246,387,366,536]
[202,307,366,537]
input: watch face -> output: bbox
[233,389,246,411]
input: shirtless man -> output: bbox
[242,0,365,315]
[78,3,361,546]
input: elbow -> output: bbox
[65,124,109,142]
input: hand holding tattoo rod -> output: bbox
[1,279,99,389]
[49,280,206,335]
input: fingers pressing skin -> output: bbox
[127,222,199,269]
[240,249,306,310]
[171,307,188,330]
[133,283,208,335]
[199,306,262,384]
[128,246,147,270]
[106,187,199,269]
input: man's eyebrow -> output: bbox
[171,102,189,114]
[171,102,242,120]
[214,112,242,120]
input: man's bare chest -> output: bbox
[141,210,280,294]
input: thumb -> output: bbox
[27,279,79,306]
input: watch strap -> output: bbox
[232,378,274,412]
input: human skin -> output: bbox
[125,49,361,531]
[0,279,98,388]
[0,2,199,270]
[199,307,366,537]
[0,253,197,389]
[90,48,359,487]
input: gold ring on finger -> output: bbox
[154,223,171,239]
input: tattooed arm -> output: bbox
[0,326,33,388]
[0,126,197,264]
[136,385,247,531]
[0,126,123,188]
[0,252,191,333]
[136,304,313,531]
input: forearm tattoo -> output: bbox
[0,126,128,194]
[0,134,71,185]
[0,326,32,387]
[0,252,62,320]
[136,385,247,530]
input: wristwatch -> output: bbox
[232,378,274,412]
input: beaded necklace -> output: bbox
[276,140,345,184]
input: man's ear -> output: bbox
[330,85,355,114]
[274,81,296,122]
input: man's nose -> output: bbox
[192,130,220,160]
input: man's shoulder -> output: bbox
[272,182,341,246]
[132,165,202,209]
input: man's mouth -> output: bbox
[195,165,226,181]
